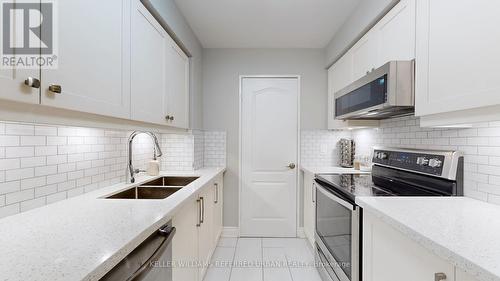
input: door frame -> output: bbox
[238,75,301,237]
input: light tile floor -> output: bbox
[203,237,322,281]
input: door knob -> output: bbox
[435,273,447,281]
[48,84,62,94]
[287,163,296,169]
[24,77,40,89]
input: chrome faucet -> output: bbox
[128,131,163,183]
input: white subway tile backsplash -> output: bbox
[5,147,34,158]
[0,181,20,194]
[6,189,34,204]
[204,131,226,167]
[0,204,19,218]
[0,159,20,171]
[35,126,57,136]
[35,146,57,156]
[20,136,46,146]
[301,130,352,167]
[20,157,46,168]
[0,121,226,219]
[5,168,34,181]
[352,115,500,206]
[5,124,34,135]
[20,197,46,212]
[0,136,20,146]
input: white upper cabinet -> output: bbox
[130,0,190,128]
[375,0,416,66]
[0,0,43,105]
[40,0,131,119]
[0,66,40,105]
[415,0,500,125]
[166,40,190,129]
[327,0,415,129]
[130,0,169,125]
[351,32,378,81]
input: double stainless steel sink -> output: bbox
[104,176,199,200]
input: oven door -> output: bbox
[315,183,359,281]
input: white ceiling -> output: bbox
[174,0,361,48]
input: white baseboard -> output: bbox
[222,227,307,238]
[297,227,306,238]
[222,227,240,237]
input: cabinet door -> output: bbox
[303,171,315,246]
[130,0,169,124]
[166,40,190,128]
[415,0,500,116]
[351,32,377,81]
[363,211,454,281]
[212,175,223,247]
[198,187,214,281]
[172,198,199,281]
[375,0,416,67]
[327,54,352,129]
[40,0,131,118]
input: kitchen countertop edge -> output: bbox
[356,197,500,281]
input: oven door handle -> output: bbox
[316,183,355,211]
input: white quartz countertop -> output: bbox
[0,167,225,281]
[356,197,500,281]
[301,165,370,175]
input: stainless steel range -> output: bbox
[313,148,464,281]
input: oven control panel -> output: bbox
[373,149,446,176]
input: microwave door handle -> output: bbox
[316,183,355,210]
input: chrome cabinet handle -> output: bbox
[24,77,40,89]
[214,183,219,204]
[48,84,62,93]
[200,197,204,224]
[196,198,202,227]
[287,163,296,169]
[312,183,315,203]
[435,273,447,281]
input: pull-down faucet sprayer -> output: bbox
[128,131,162,183]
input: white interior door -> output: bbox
[240,77,298,237]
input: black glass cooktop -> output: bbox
[315,169,450,204]
[315,174,395,202]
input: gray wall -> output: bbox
[325,0,398,66]
[149,0,204,130]
[202,48,327,227]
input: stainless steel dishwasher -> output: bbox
[100,222,176,281]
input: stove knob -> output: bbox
[429,158,442,168]
[379,152,388,159]
[416,157,429,165]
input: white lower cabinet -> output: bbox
[212,175,224,246]
[172,197,199,281]
[363,210,478,281]
[172,176,224,281]
[303,171,316,246]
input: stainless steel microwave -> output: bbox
[334,60,415,120]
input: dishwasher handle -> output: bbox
[128,225,176,281]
